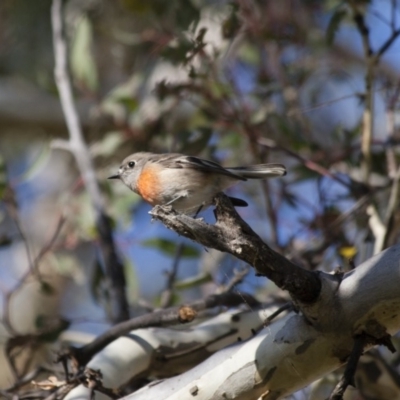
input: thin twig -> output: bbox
[264,303,293,326]
[352,3,400,185]
[222,265,250,293]
[43,383,78,400]
[1,217,65,336]
[375,27,400,60]
[391,0,397,30]
[352,8,374,184]
[329,335,366,400]
[159,242,184,308]
[4,366,47,393]
[32,216,65,270]
[351,1,400,255]
[3,186,37,279]
[258,137,353,190]
[382,165,400,249]
[51,0,103,210]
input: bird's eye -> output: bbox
[128,161,135,168]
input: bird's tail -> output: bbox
[227,164,286,179]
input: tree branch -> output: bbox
[352,4,400,185]
[68,291,260,366]
[352,6,375,185]
[51,0,129,322]
[150,194,321,304]
[329,335,366,400]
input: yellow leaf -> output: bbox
[339,246,357,259]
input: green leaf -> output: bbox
[71,15,98,91]
[91,132,125,158]
[116,97,139,113]
[326,8,347,45]
[174,272,212,289]
[176,0,200,31]
[142,238,199,258]
[161,37,194,64]
[155,292,181,307]
[35,315,70,342]
[21,142,51,182]
[52,253,82,279]
[35,314,47,329]
[124,258,138,305]
[222,3,241,39]
[108,188,141,228]
[176,128,212,155]
[121,0,153,13]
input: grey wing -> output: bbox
[163,155,247,181]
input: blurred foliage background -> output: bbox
[0,0,400,396]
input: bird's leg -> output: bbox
[164,195,184,206]
[193,205,204,218]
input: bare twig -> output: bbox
[258,137,354,190]
[350,2,400,258]
[4,366,47,393]
[221,265,250,293]
[351,6,374,185]
[382,165,400,249]
[51,0,129,322]
[264,302,293,326]
[32,216,65,269]
[352,4,400,185]
[43,383,78,400]
[375,27,400,59]
[3,186,37,279]
[329,335,366,400]
[83,368,121,400]
[1,216,65,336]
[385,85,400,178]
[159,242,184,308]
[391,0,397,30]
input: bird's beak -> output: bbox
[108,174,120,180]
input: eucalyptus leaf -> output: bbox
[142,238,199,258]
[91,132,125,158]
[21,142,51,182]
[326,7,347,45]
[71,15,98,91]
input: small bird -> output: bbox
[109,152,286,214]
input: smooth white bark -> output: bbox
[64,245,400,400]
[64,308,268,400]
[123,245,400,400]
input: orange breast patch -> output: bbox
[136,165,161,206]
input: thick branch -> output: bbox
[150,194,321,304]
